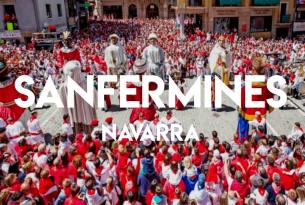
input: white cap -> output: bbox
[148,33,158,40]
[255,111,261,116]
[109,34,119,40]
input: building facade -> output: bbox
[0,0,67,41]
[175,0,297,38]
[95,0,300,38]
[96,0,173,19]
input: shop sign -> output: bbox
[0,30,22,39]
[293,22,305,32]
[251,9,272,16]
[215,9,237,16]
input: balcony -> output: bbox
[252,0,280,6]
[216,0,241,6]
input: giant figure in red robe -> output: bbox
[237,56,273,141]
[0,56,27,124]
[57,31,81,68]
[127,59,157,123]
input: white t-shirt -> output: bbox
[6,121,26,138]
[62,123,73,136]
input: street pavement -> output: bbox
[37,78,305,142]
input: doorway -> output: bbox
[146,4,159,18]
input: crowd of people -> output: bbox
[0,18,304,205]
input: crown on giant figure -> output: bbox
[63,31,71,40]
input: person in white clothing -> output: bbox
[133,112,150,137]
[122,191,142,205]
[160,110,181,128]
[149,113,161,137]
[103,176,122,205]
[5,117,26,145]
[103,117,120,141]
[288,122,304,140]
[27,111,44,144]
[33,144,48,168]
[249,111,266,134]
[160,110,181,140]
[85,178,111,205]
[143,33,165,79]
[250,179,268,205]
[61,114,73,139]
[189,174,211,205]
[104,34,127,86]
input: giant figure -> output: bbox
[0,56,28,125]
[59,60,97,133]
[143,33,165,79]
[237,56,273,141]
[58,31,81,68]
[127,59,157,123]
[209,36,231,85]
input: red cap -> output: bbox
[105,117,113,124]
[90,119,99,126]
[75,133,84,141]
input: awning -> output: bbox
[219,0,241,6]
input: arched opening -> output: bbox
[146,4,159,18]
[168,4,175,19]
[128,4,137,18]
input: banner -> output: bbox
[293,22,305,32]
[297,0,305,5]
[0,30,22,39]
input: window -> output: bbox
[57,4,62,17]
[188,0,202,6]
[46,4,52,18]
[67,0,76,17]
[296,11,305,22]
[250,16,272,32]
[3,5,19,30]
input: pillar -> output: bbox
[163,1,168,18]
[123,2,128,19]
[272,7,279,38]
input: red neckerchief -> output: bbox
[258,187,265,195]
[234,138,240,144]
[37,151,45,157]
[30,115,37,122]
[8,121,15,125]
[256,116,262,123]
[87,189,95,196]
[95,166,103,175]
[63,119,70,124]
[106,185,114,192]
